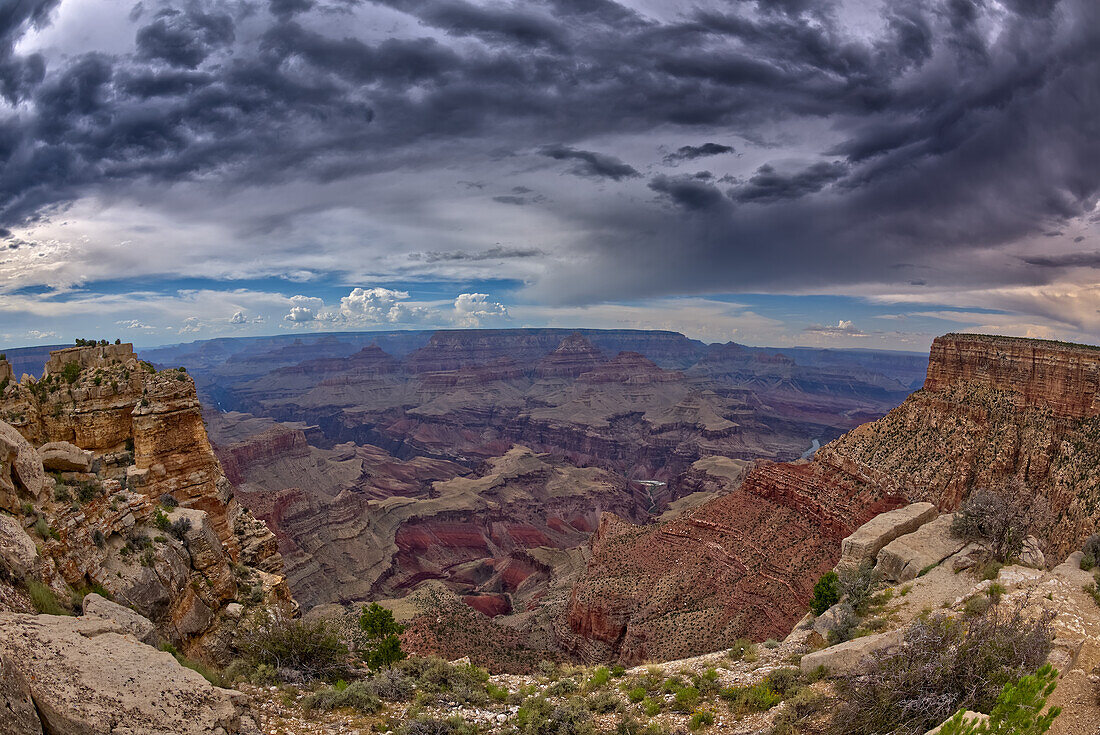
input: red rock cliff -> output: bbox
[924,333,1100,418]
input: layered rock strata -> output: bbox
[560,333,1100,663]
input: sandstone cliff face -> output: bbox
[0,345,291,656]
[923,333,1100,418]
[561,333,1100,663]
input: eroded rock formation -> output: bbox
[0,344,290,656]
[560,333,1100,663]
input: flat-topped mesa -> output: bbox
[924,333,1100,418]
[43,343,136,376]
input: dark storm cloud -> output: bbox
[540,146,640,181]
[135,8,235,69]
[730,161,848,204]
[0,0,1097,307]
[1022,252,1100,269]
[649,175,727,211]
[663,143,735,164]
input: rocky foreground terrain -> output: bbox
[0,343,290,656]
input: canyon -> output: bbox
[560,333,1100,663]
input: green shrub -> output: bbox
[27,580,68,615]
[728,638,757,661]
[768,689,824,735]
[61,361,81,384]
[302,681,382,714]
[810,571,841,615]
[937,664,1061,735]
[586,689,621,714]
[358,602,406,670]
[642,697,661,716]
[688,710,714,730]
[763,638,780,649]
[831,602,1054,734]
[673,686,700,712]
[721,682,781,714]
[626,685,646,703]
[399,657,489,705]
[515,696,594,735]
[1080,535,1100,571]
[610,665,626,677]
[487,682,510,702]
[587,666,611,690]
[364,666,416,701]
[237,609,349,681]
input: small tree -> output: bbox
[810,571,841,615]
[358,602,406,670]
[951,489,1039,562]
[937,664,1061,735]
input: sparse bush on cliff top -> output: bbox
[238,607,349,682]
[830,600,1054,735]
[1081,534,1100,570]
[951,489,1049,563]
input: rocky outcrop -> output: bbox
[560,332,1100,663]
[799,628,904,676]
[0,344,290,656]
[837,502,938,572]
[82,593,158,646]
[876,515,967,582]
[0,612,256,734]
[923,333,1100,419]
[0,513,38,580]
[0,421,46,510]
[39,441,92,472]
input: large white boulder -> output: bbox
[0,512,39,579]
[799,629,904,676]
[837,502,938,572]
[81,593,158,647]
[0,612,256,735]
[38,441,93,473]
[876,515,966,582]
[0,421,46,509]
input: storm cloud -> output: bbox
[0,0,1099,344]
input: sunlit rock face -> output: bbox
[0,345,291,657]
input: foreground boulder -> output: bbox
[39,441,93,473]
[837,502,938,572]
[799,628,903,676]
[0,512,38,579]
[82,593,159,646]
[876,515,966,582]
[0,612,256,734]
[0,422,45,510]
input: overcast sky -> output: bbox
[0,0,1098,351]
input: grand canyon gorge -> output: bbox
[2,329,1099,733]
